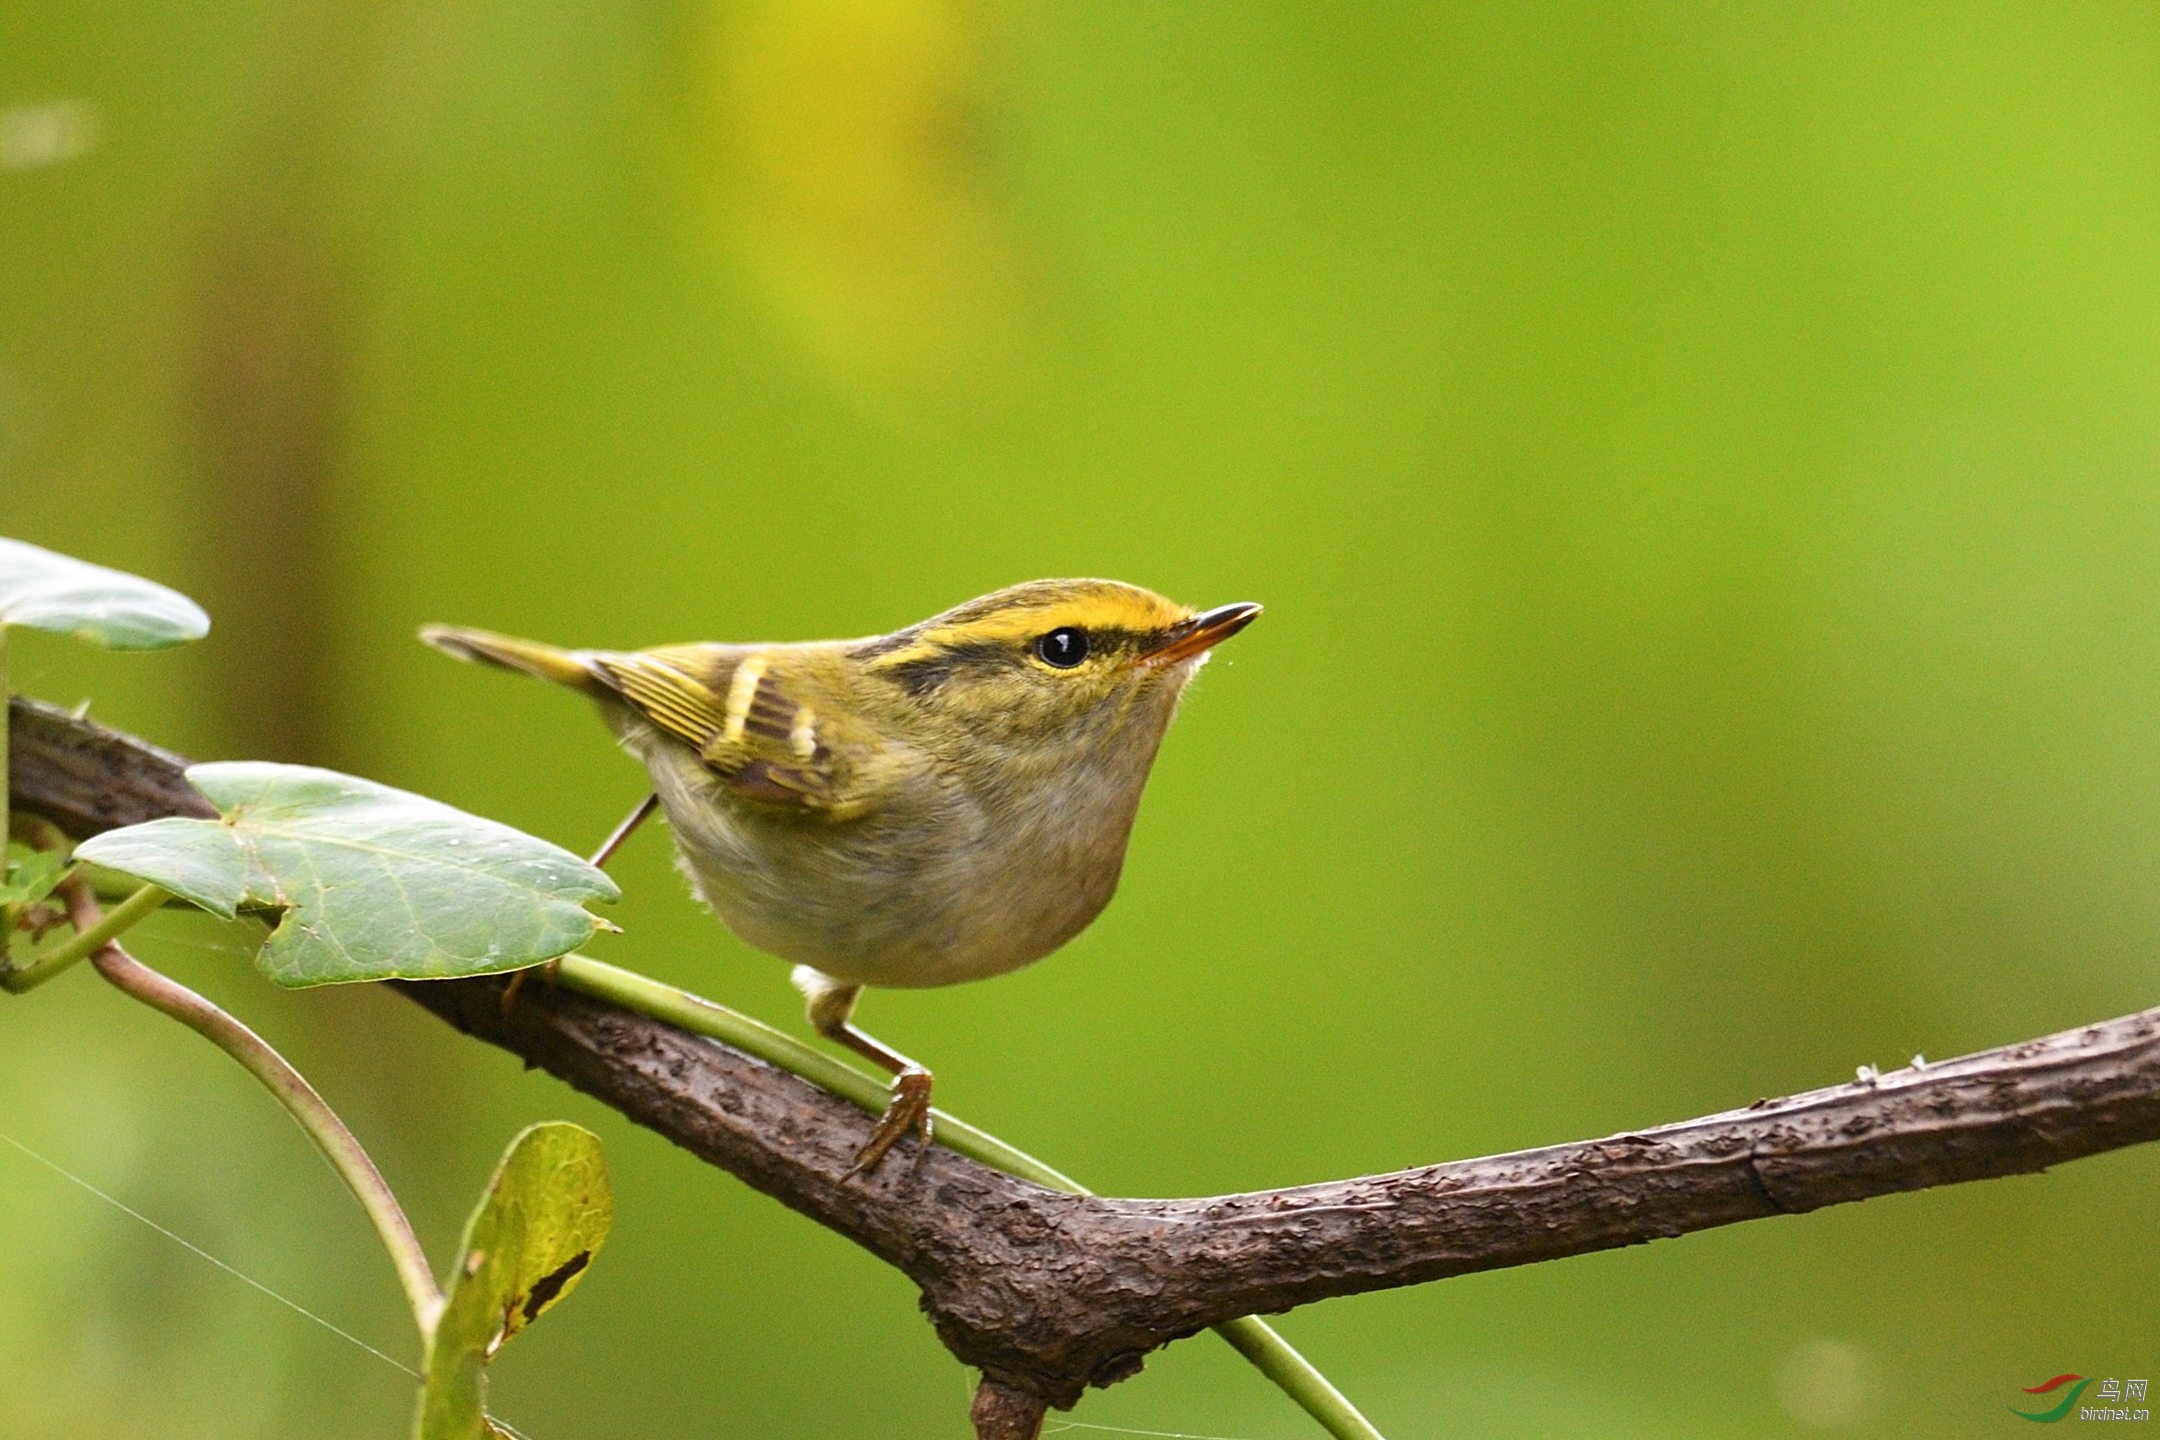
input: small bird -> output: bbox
[421,579,1259,1171]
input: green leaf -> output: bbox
[418,1123,612,1440]
[3,846,70,968]
[74,762,620,985]
[0,846,67,907]
[0,536,209,649]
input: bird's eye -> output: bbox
[1035,627,1090,669]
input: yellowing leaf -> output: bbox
[418,1124,613,1440]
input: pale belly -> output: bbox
[637,735,1134,989]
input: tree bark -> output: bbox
[13,694,2160,1407]
[971,1379,1049,1440]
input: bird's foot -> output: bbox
[848,1067,934,1177]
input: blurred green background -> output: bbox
[5,3,2158,1436]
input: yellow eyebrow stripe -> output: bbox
[916,602,1171,650]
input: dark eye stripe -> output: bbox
[884,639,1007,696]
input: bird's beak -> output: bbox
[1137,601,1263,668]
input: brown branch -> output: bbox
[14,693,2160,1413]
[8,697,217,831]
[971,1379,1049,1440]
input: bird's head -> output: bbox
[852,579,1260,763]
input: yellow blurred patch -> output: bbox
[686,0,1037,398]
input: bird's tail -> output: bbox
[418,624,605,696]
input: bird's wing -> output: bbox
[587,644,872,815]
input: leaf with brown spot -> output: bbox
[417,1123,612,1440]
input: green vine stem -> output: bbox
[3,879,169,993]
[55,874,447,1338]
[552,955,1385,1440]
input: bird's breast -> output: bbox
[635,723,1150,988]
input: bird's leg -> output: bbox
[502,793,659,1017]
[587,793,659,870]
[794,966,933,1176]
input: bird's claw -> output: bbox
[848,1068,934,1178]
